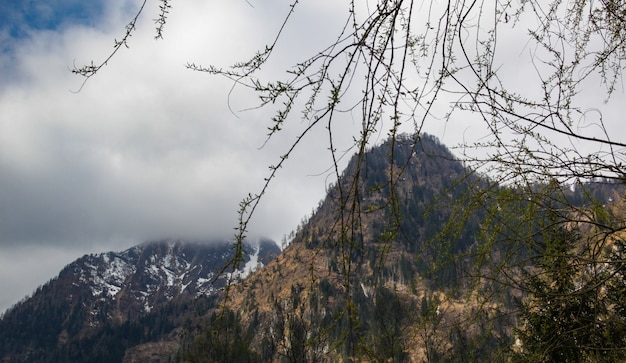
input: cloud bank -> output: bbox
[0,0,346,312]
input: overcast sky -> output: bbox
[0,0,359,313]
[1,1,623,314]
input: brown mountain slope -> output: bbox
[186,133,626,362]
[180,133,510,362]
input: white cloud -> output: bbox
[0,0,345,312]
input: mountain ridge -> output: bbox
[0,238,280,362]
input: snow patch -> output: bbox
[85,254,135,298]
[241,243,261,279]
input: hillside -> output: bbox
[181,133,625,362]
[171,134,500,361]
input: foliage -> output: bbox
[183,308,260,363]
[363,286,412,362]
[510,198,626,362]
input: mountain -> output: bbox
[0,238,280,363]
[181,133,496,362]
[2,133,623,362]
[179,133,625,362]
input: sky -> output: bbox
[0,1,623,314]
[0,0,359,313]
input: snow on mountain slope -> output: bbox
[2,239,280,334]
[0,238,280,362]
[71,239,279,316]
